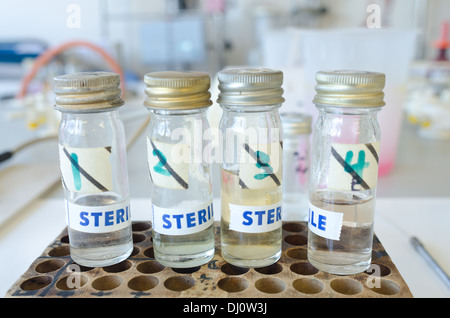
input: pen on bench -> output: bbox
[410,236,450,290]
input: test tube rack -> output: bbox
[5,221,413,298]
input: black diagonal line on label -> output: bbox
[63,147,109,192]
[330,147,370,190]
[365,143,379,164]
[243,143,281,187]
[239,178,248,189]
[150,140,188,189]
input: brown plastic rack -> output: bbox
[5,221,412,298]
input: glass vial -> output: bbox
[281,112,311,222]
[217,67,284,268]
[54,72,133,267]
[143,71,215,268]
[307,70,386,275]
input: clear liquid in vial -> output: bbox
[68,194,133,267]
[150,193,215,268]
[307,191,374,275]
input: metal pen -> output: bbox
[410,236,450,290]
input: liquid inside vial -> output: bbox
[68,194,133,267]
[307,191,374,275]
[152,221,215,268]
[150,181,215,268]
[221,169,282,268]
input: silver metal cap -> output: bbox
[217,67,285,106]
[53,72,124,112]
[313,70,386,108]
[281,112,312,135]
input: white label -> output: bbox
[59,145,113,193]
[238,142,282,190]
[65,198,131,233]
[147,138,190,190]
[329,142,379,191]
[229,201,282,233]
[308,203,343,240]
[152,200,214,236]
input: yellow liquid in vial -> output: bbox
[220,169,282,268]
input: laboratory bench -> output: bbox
[0,95,449,298]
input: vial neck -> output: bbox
[220,103,282,113]
[149,108,208,116]
[61,108,120,120]
[316,105,381,117]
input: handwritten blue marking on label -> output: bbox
[70,152,82,191]
[153,149,171,176]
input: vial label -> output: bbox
[59,145,113,193]
[152,200,214,236]
[229,201,282,233]
[308,202,343,240]
[65,198,131,233]
[328,142,380,191]
[147,138,190,190]
[238,142,282,190]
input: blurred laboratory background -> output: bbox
[0,0,449,298]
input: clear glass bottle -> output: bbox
[281,112,311,222]
[217,67,284,268]
[54,72,133,267]
[144,71,215,268]
[307,70,385,275]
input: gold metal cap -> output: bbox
[53,72,124,112]
[313,70,386,108]
[217,67,285,106]
[281,112,312,135]
[144,71,212,110]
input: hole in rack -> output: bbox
[91,275,122,291]
[255,262,283,275]
[255,277,286,294]
[72,263,94,272]
[48,245,70,257]
[35,259,65,273]
[330,278,362,295]
[137,260,165,274]
[290,262,319,275]
[56,275,88,290]
[130,246,140,257]
[143,247,155,258]
[286,247,307,260]
[221,263,250,275]
[128,276,159,292]
[218,277,249,293]
[164,276,195,292]
[103,260,132,273]
[132,222,151,232]
[171,266,200,274]
[282,223,306,232]
[293,278,324,294]
[133,233,146,244]
[61,235,70,244]
[284,234,307,246]
[369,279,400,295]
[20,276,52,291]
[364,263,391,276]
